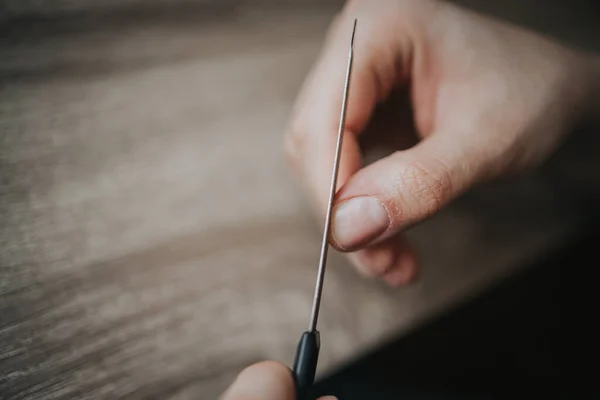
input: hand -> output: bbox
[221,361,336,400]
[285,0,597,286]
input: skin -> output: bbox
[284,0,599,286]
[220,361,337,400]
[223,0,599,398]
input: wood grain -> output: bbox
[1,1,598,398]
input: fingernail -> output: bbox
[332,196,390,250]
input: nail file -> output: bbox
[292,18,357,400]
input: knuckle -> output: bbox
[398,158,454,217]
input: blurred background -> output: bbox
[1,0,598,399]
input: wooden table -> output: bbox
[1,1,598,398]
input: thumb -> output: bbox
[330,136,475,251]
[221,361,295,400]
[221,361,338,400]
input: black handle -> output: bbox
[292,330,320,400]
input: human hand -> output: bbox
[221,361,336,400]
[285,0,598,286]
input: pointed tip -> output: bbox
[351,19,357,47]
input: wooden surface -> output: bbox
[1,1,598,398]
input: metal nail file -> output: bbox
[292,18,357,400]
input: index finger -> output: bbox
[284,8,403,219]
[285,14,376,217]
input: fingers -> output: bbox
[222,361,338,400]
[285,6,408,216]
[284,1,456,285]
[221,361,295,400]
[331,135,473,251]
[347,234,420,286]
